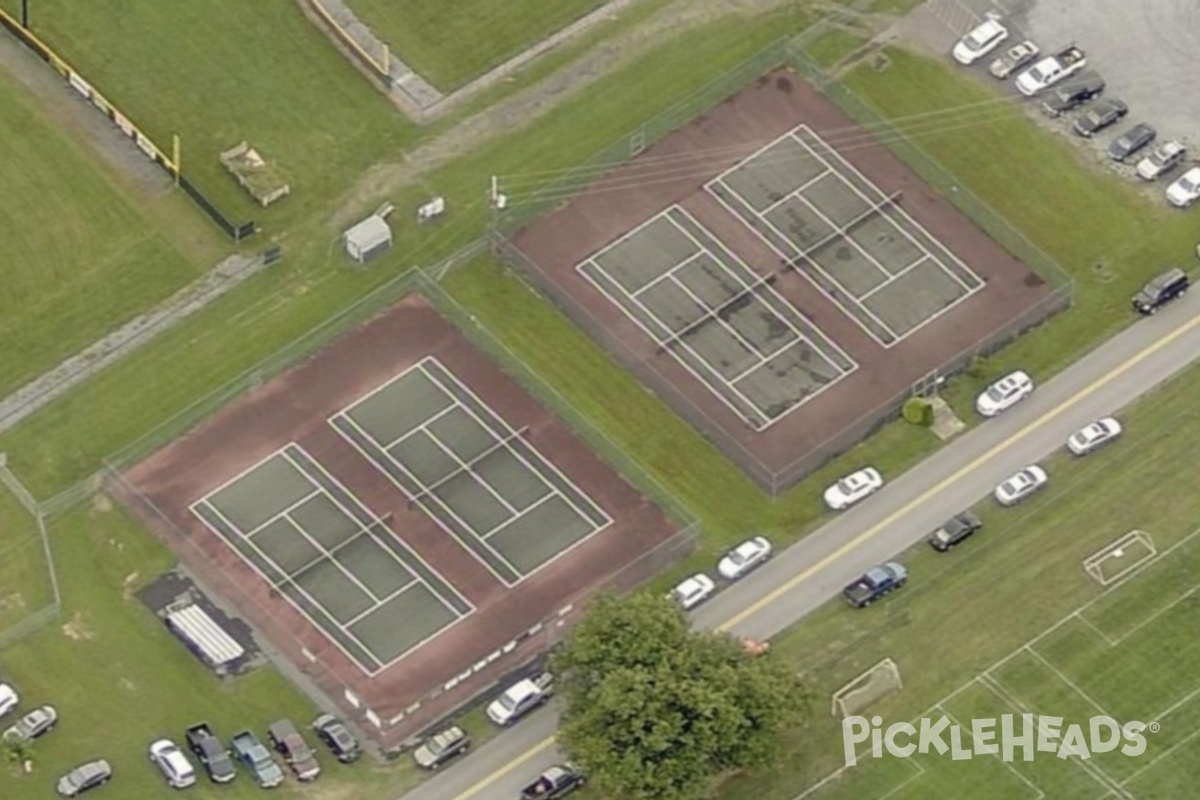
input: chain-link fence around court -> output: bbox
[488,29,1074,494]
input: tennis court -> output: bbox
[706,124,985,347]
[190,444,472,675]
[577,205,857,431]
[330,356,613,587]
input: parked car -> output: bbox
[994,466,1048,506]
[520,764,586,800]
[312,714,361,763]
[1067,418,1123,456]
[1015,44,1086,95]
[412,725,470,770]
[3,704,57,742]
[486,672,554,727]
[1072,98,1127,137]
[1132,267,1189,314]
[823,467,884,511]
[148,739,197,789]
[668,573,716,610]
[1040,72,1105,117]
[268,719,321,781]
[1166,167,1200,208]
[185,723,236,783]
[952,18,1008,65]
[56,760,112,797]
[976,370,1034,417]
[0,683,18,718]
[1136,140,1187,180]
[230,730,284,789]
[843,563,908,608]
[1108,123,1156,162]
[928,512,984,552]
[717,536,772,581]
[989,40,1039,79]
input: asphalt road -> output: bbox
[397,288,1200,800]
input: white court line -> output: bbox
[578,258,770,429]
[791,126,984,292]
[419,358,613,533]
[667,207,858,378]
[377,401,460,452]
[194,497,389,675]
[333,359,456,443]
[588,213,693,294]
[630,250,706,300]
[757,165,834,216]
[331,409,522,587]
[938,706,1046,799]
[710,177,901,347]
[190,443,316,520]
[280,449,399,605]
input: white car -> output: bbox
[668,573,716,610]
[1136,140,1187,181]
[952,19,1009,65]
[1166,167,1200,208]
[823,467,884,511]
[976,370,1034,417]
[148,739,197,789]
[717,537,772,581]
[3,704,57,742]
[0,684,17,718]
[994,465,1049,506]
[1067,417,1122,456]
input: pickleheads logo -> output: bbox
[842,714,1154,766]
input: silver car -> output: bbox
[2,704,57,742]
[994,466,1048,506]
[56,759,112,797]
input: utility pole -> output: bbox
[21,0,29,28]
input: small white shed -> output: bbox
[343,214,393,263]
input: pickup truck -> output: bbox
[230,730,284,788]
[1015,45,1086,96]
[487,672,554,727]
[185,723,236,784]
[267,719,321,781]
[843,562,908,608]
[520,764,586,800]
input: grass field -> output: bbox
[0,486,52,637]
[0,75,214,397]
[714,353,1200,799]
[1,0,407,228]
[346,0,608,92]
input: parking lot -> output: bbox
[919,0,1200,147]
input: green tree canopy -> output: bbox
[553,592,809,800]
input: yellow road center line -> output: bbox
[451,310,1200,799]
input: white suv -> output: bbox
[148,739,197,789]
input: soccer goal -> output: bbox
[831,658,902,718]
[1083,530,1157,586]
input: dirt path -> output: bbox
[329,0,808,228]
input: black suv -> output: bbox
[1041,73,1105,117]
[1132,267,1189,315]
[928,511,984,552]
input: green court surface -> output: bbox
[331,356,610,586]
[191,444,471,674]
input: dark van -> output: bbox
[1133,268,1189,314]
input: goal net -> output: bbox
[831,657,902,718]
[1083,530,1156,586]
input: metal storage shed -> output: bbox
[165,603,245,671]
[343,214,393,263]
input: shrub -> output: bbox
[903,397,934,427]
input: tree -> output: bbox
[552,592,810,800]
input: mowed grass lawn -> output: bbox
[716,355,1200,800]
[0,499,427,800]
[1,0,406,227]
[345,0,607,91]
[0,77,210,396]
